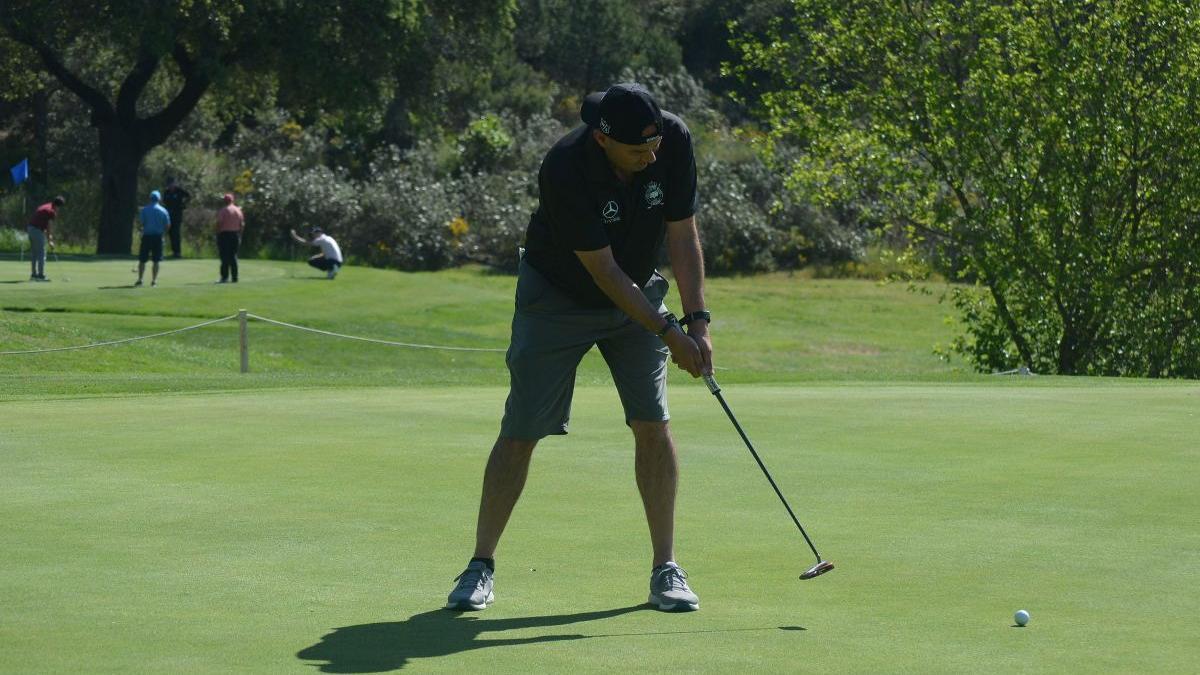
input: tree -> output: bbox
[733,0,1200,377]
[0,1,515,254]
[515,0,682,94]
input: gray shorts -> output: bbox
[500,259,671,440]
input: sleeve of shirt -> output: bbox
[663,116,699,222]
[540,161,609,252]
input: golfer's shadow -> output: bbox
[297,605,645,672]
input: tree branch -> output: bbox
[0,15,113,122]
[141,42,211,148]
[116,44,163,124]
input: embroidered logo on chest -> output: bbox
[644,181,664,208]
[601,200,621,223]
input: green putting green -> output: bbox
[2,383,1196,672]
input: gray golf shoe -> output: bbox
[648,562,699,611]
[446,560,494,611]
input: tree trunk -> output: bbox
[97,123,144,255]
[4,25,211,255]
[1057,330,1080,375]
[32,89,49,190]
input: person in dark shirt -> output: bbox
[161,177,191,258]
[446,84,714,613]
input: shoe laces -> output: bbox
[656,565,690,591]
[453,565,489,592]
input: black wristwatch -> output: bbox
[655,313,681,338]
[681,310,711,326]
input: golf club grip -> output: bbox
[711,388,823,560]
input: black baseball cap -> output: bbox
[581,83,663,146]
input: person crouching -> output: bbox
[289,227,343,279]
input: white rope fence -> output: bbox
[0,314,239,355]
[245,313,506,353]
[0,309,506,370]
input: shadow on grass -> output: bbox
[298,606,805,672]
[297,605,646,672]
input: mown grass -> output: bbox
[4,257,1196,673]
[3,384,1197,673]
[1,257,967,398]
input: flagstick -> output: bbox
[21,184,27,263]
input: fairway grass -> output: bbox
[2,258,965,399]
[3,383,1197,673]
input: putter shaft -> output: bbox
[704,374,825,562]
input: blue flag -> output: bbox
[10,158,29,185]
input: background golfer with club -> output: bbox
[134,190,170,287]
[26,196,64,282]
[446,83,713,612]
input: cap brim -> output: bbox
[580,91,605,126]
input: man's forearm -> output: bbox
[667,216,706,314]
[590,262,671,333]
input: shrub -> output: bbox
[457,115,514,174]
[356,165,458,270]
[243,161,362,257]
[456,171,536,271]
[697,157,776,274]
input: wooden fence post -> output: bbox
[239,309,249,373]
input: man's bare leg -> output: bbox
[631,420,678,567]
[473,436,539,558]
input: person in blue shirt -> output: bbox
[135,190,172,287]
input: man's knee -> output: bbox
[492,436,538,458]
[630,420,672,447]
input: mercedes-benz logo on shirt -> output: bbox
[601,200,620,223]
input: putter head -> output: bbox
[799,560,834,580]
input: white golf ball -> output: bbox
[1014,609,1030,626]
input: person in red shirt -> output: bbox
[214,193,245,283]
[27,196,65,282]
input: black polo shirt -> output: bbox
[523,110,698,308]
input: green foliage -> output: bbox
[0,35,39,100]
[735,0,1200,377]
[0,220,28,251]
[248,162,362,257]
[696,156,778,273]
[515,0,683,92]
[0,0,516,253]
[457,114,514,173]
[4,0,886,282]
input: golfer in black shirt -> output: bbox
[447,83,713,612]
